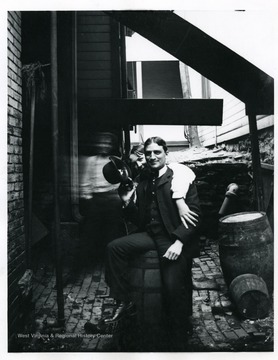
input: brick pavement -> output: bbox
[17,237,273,352]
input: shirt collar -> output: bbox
[157,165,168,178]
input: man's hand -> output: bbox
[175,199,199,229]
[118,183,136,205]
[163,240,183,261]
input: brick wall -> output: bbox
[7,11,27,348]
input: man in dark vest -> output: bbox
[91,136,201,350]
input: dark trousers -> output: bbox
[80,191,126,260]
[105,229,193,345]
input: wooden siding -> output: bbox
[198,82,274,147]
[77,11,114,99]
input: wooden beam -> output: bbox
[107,11,274,115]
[78,98,223,127]
[120,24,131,157]
[51,11,65,326]
[248,114,265,211]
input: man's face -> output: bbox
[145,142,167,171]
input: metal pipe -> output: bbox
[51,11,65,326]
[218,183,239,218]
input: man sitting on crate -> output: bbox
[88,136,201,350]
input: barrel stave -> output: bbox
[218,212,273,292]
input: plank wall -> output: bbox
[77,11,120,100]
[198,81,274,147]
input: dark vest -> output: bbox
[145,175,167,235]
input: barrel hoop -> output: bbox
[237,289,269,299]
[229,274,269,295]
[219,211,266,224]
[219,224,271,236]
[129,252,161,269]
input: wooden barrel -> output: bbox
[128,250,163,326]
[229,274,270,319]
[218,211,273,292]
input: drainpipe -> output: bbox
[218,183,239,218]
[51,11,65,326]
[70,12,83,222]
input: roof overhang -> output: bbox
[108,10,274,115]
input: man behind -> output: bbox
[100,137,201,350]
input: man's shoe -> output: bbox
[103,301,136,324]
[84,321,103,334]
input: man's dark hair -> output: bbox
[144,136,168,153]
[130,143,144,155]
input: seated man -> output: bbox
[127,142,198,231]
[88,136,201,350]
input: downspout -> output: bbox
[51,11,65,326]
[70,12,83,222]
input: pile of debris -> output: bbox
[167,146,249,165]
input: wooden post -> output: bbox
[70,12,83,222]
[248,113,264,211]
[26,84,36,268]
[51,11,65,326]
[136,62,144,143]
[179,62,201,147]
[120,24,130,157]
